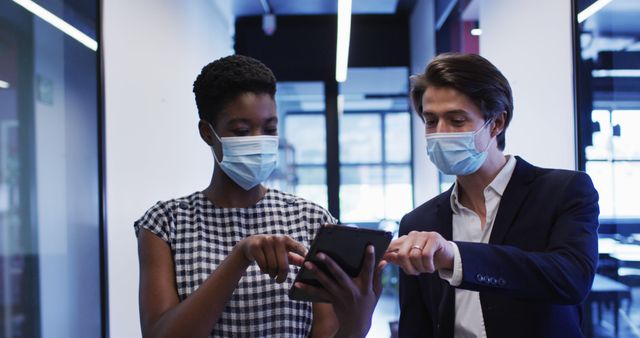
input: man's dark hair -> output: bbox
[193,54,277,124]
[410,53,513,150]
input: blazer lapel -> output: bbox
[436,188,454,240]
[489,156,537,244]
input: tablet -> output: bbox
[288,225,392,302]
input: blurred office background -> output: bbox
[0,0,639,337]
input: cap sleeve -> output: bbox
[133,201,173,244]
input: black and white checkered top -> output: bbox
[134,188,337,337]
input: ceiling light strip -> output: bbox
[336,0,352,83]
[12,0,98,51]
[577,0,613,24]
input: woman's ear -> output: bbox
[198,119,214,146]
[199,119,224,160]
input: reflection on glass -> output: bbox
[1,1,101,337]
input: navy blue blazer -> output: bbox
[398,157,599,338]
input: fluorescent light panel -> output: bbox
[592,69,640,78]
[336,0,352,83]
[471,28,482,36]
[0,80,9,89]
[12,0,98,51]
[577,0,613,24]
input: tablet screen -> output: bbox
[289,225,392,302]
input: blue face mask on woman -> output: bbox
[425,119,493,176]
[209,125,279,190]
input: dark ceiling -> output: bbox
[232,0,417,17]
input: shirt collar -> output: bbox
[450,155,517,214]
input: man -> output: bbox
[383,53,599,338]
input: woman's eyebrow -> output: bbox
[226,118,252,125]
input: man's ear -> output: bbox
[491,111,507,137]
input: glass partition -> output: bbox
[0,1,102,337]
[575,1,640,337]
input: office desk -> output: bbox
[598,238,640,256]
[599,238,640,272]
[585,274,632,338]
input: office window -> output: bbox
[585,109,640,219]
[575,1,640,337]
[272,70,414,227]
[575,0,640,224]
[271,82,328,209]
[0,1,103,337]
[338,68,413,226]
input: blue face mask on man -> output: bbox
[209,125,279,190]
[425,119,493,176]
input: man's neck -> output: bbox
[456,151,508,216]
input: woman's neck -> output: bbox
[203,170,267,208]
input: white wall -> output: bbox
[103,1,233,336]
[410,0,440,206]
[479,0,576,170]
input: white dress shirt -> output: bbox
[438,155,517,338]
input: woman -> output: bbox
[134,55,382,338]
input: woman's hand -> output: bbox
[294,245,386,338]
[382,230,454,275]
[234,235,307,283]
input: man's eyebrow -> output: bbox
[422,109,470,116]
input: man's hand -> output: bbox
[383,231,454,275]
[234,235,307,283]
